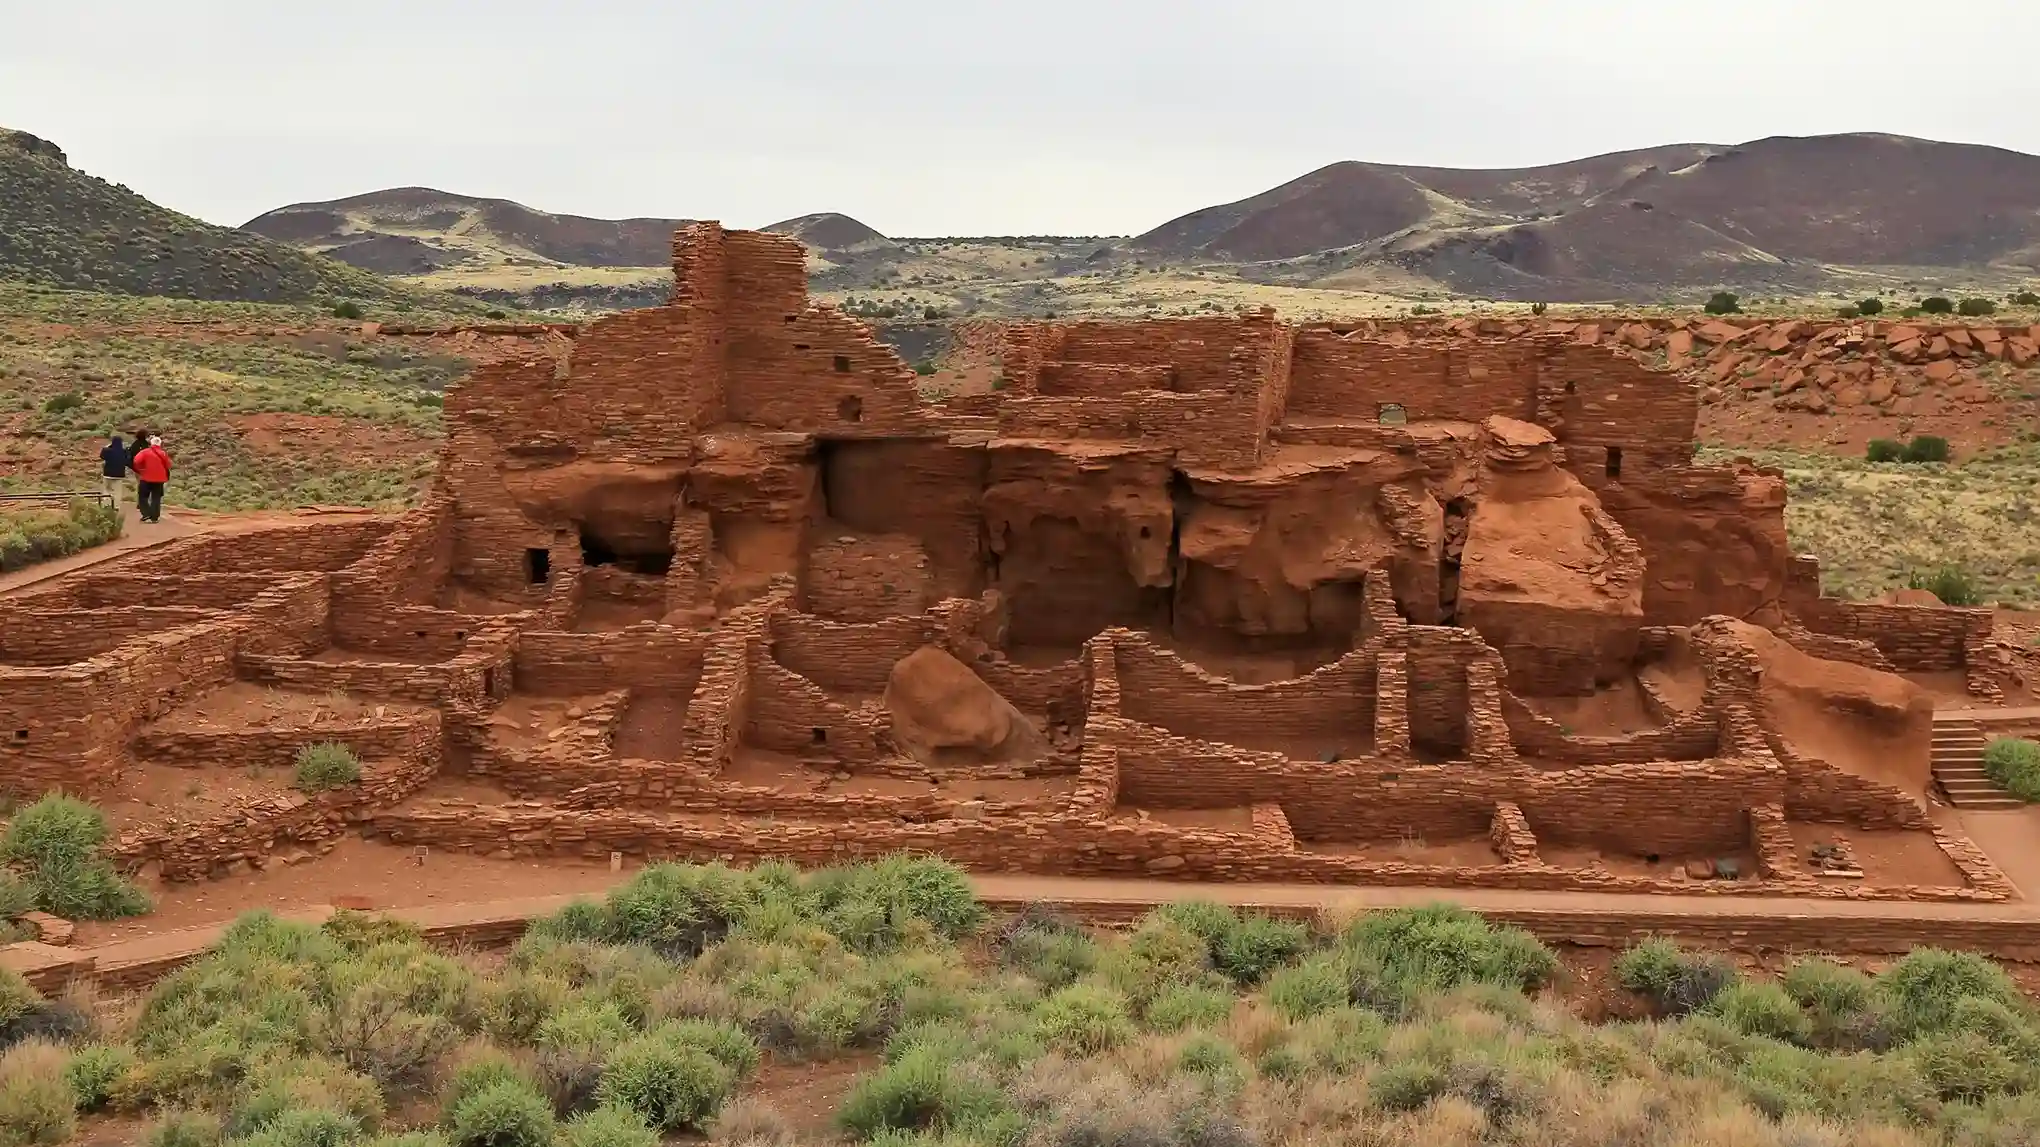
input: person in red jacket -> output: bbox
[130,435,172,523]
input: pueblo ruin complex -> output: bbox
[2,223,2031,917]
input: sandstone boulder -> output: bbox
[884,646,1048,767]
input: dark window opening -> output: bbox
[525,548,551,585]
[579,526,674,576]
[784,315,798,323]
[794,343,810,350]
[838,395,863,422]
[1564,380,1577,395]
[482,669,496,695]
[1138,525,1151,538]
[455,630,467,641]
[414,630,428,639]
[13,730,26,740]
[1605,446,1624,478]
[811,727,828,744]
[833,354,851,372]
[1377,402,1407,426]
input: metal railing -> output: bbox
[0,491,115,509]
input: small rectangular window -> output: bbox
[833,355,851,372]
[525,548,551,584]
[1605,446,1624,478]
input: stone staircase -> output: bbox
[1931,717,2024,810]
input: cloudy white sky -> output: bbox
[7,0,2040,237]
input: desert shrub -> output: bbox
[556,1105,658,1147]
[1906,564,1983,606]
[1903,434,1951,462]
[331,302,365,320]
[1367,1058,1448,1112]
[1615,937,1738,1016]
[144,1110,223,1147]
[1704,291,1741,315]
[804,854,985,950]
[1866,438,1906,462]
[2013,290,2040,306]
[1341,904,1558,998]
[1920,296,1954,314]
[1142,983,1234,1032]
[835,1045,1008,1137]
[225,1106,360,1147]
[225,1059,383,1140]
[439,1045,531,1122]
[1857,297,1885,315]
[912,360,935,375]
[1957,296,1997,316]
[1983,737,2040,801]
[291,743,362,793]
[1907,1031,2030,1102]
[0,1040,76,1147]
[364,1136,450,1147]
[1211,914,1311,988]
[996,913,1096,989]
[1835,304,1859,318]
[0,971,39,1034]
[534,1002,633,1114]
[602,863,763,959]
[1877,947,2023,1039]
[38,392,83,414]
[317,950,470,1089]
[447,1080,554,1147]
[1708,981,1812,1043]
[0,793,149,920]
[593,1034,737,1132]
[709,1098,795,1147]
[476,972,571,1046]
[63,1042,135,1111]
[484,309,508,320]
[1264,957,1349,1021]
[1031,984,1134,1054]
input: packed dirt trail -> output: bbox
[60,839,2040,955]
[0,504,381,597]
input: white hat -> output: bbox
[148,436,162,446]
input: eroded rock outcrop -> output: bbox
[1457,417,1645,695]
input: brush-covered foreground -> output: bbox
[0,499,121,573]
[0,858,2035,1147]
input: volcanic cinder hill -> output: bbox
[245,191,894,273]
[1135,133,2040,300]
[0,127,459,306]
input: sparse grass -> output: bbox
[14,863,2034,1144]
[1699,442,2040,604]
[0,300,459,510]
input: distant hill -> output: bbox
[0,128,461,306]
[1136,134,2040,300]
[243,188,689,273]
[763,212,895,255]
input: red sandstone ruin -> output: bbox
[0,223,2023,909]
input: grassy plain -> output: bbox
[1699,443,2040,606]
[0,286,453,511]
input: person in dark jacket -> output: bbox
[97,434,129,510]
[130,435,172,523]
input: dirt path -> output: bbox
[62,837,2040,951]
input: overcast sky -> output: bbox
[8,0,2040,237]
